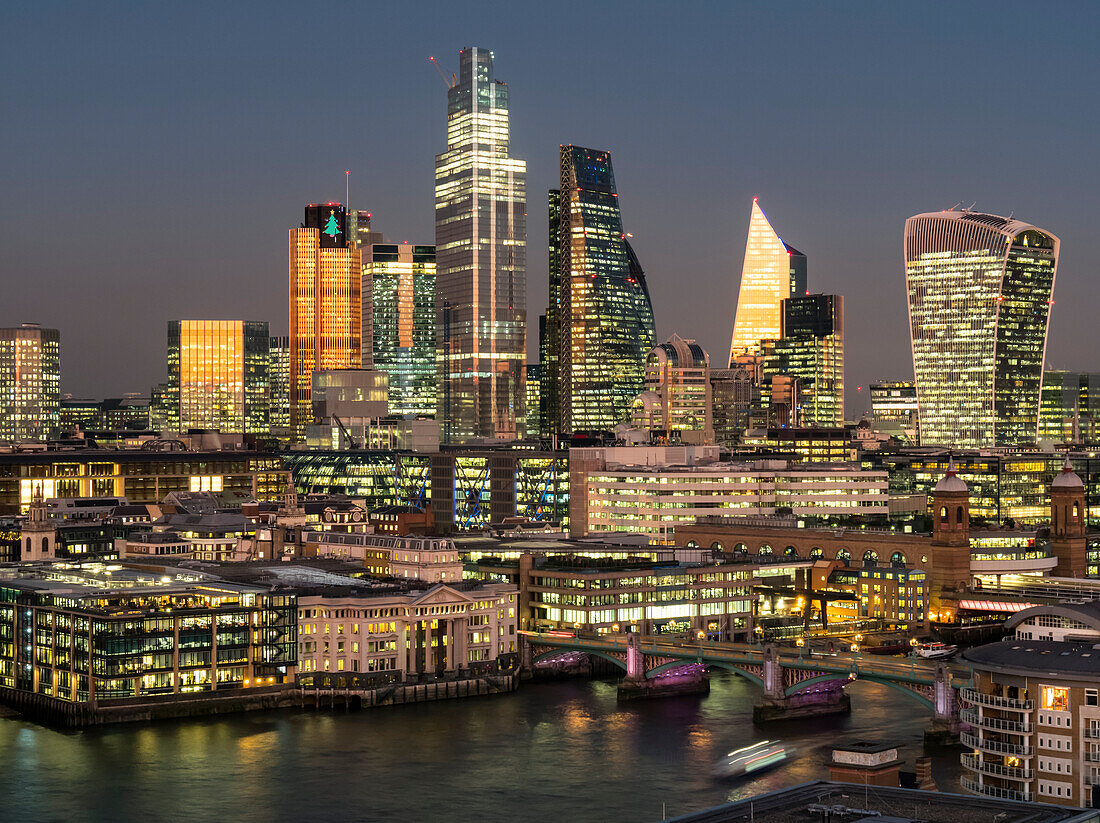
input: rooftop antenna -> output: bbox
[967,201,977,211]
[1007,210,1014,220]
[345,170,350,210]
[429,56,456,89]
[950,202,962,211]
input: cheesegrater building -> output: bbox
[905,210,1059,448]
[434,47,527,443]
[555,145,655,435]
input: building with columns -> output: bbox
[294,575,518,681]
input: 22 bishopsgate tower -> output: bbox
[435,47,527,443]
[905,209,1059,448]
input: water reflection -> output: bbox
[0,672,962,823]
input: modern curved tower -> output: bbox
[728,199,806,364]
[557,145,655,435]
[904,209,1059,448]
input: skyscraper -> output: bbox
[167,320,269,434]
[729,200,806,363]
[268,335,290,437]
[759,294,845,427]
[1038,370,1100,444]
[289,203,362,440]
[540,190,561,438]
[0,324,60,443]
[557,145,655,435]
[364,243,437,417]
[434,47,526,443]
[905,210,1059,448]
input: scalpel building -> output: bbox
[905,210,1059,448]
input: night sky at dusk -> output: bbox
[3,1,1098,416]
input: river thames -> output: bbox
[0,672,963,822]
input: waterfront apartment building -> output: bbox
[760,294,844,428]
[959,601,1100,806]
[570,449,888,543]
[166,320,269,435]
[0,562,297,707]
[905,210,1059,449]
[555,146,656,435]
[289,203,363,440]
[435,47,527,443]
[729,200,807,362]
[362,243,437,417]
[295,575,518,678]
[630,334,712,443]
[0,324,61,443]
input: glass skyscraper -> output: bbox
[363,243,437,418]
[167,320,269,434]
[1039,370,1100,444]
[268,336,290,438]
[0,324,60,443]
[289,203,362,441]
[556,145,655,435]
[759,294,845,427]
[434,47,526,443]
[905,209,1059,448]
[729,199,806,364]
[540,190,561,438]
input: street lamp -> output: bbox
[855,633,864,643]
[851,643,860,653]
[796,637,805,658]
[696,630,706,641]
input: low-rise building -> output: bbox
[960,601,1100,806]
[302,533,463,582]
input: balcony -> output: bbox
[1083,727,1100,740]
[961,775,1032,802]
[961,731,1032,757]
[960,753,1033,781]
[960,688,1032,712]
[959,708,1032,734]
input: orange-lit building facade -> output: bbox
[167,320,268,434]
[289,204,362,440]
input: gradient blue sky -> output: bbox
[2,1,1098,416]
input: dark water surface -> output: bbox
[0,672,962,823]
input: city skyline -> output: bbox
[3,3,1099,419]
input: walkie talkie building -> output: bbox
[904,210,1059,448]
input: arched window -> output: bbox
[1074,501,1082,522]
[758,544,773,556]
[808,547,824,559]
[733,543,748,554]
[784,546,798,558]
[41,537,48,554]
[890,551,906,567]
[956,505,964,527]
[25,538,30,554]
[862,550,878,567]
[836,548,851,563]
[686,541,698,548]
[710,541,724,550]
[940,506,948,522]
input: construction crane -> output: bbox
[429,56,456,89]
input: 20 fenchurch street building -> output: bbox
[904,209,1059,448]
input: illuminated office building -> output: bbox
[905,210,1059,448]
[363,243,437,417]
[557,145,655,435]
[525,363,542,439]
[435,47,527,443]
[729,200,807,363]
[167,321,268,435]
[710,367,755,445]
[870,381,919,441]
[289,203,362,440]
[268,336,290,438]
[759,294,845,428]
[347,209,383,249]
[0,324,60,443]
[541,190,561,438]
[1039,370,1100,445]
[631,334,712,442]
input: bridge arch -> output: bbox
[785,672,933,709]
[704,661,765,689]
[531,648,627,672]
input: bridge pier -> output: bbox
[617,633,709,700]
[752,645,850,722]
[924,664,961,745]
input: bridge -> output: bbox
[521,632,971,733]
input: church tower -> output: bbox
[1050,457,1086,577]
[21,484,56,561]
[929,457,971,603]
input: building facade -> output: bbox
[434,47,527,443]
[905,210,1059,448]
[268,336,290,438]
[167,320,269,435]
[289,203,363,440]
[0,324,61,443]
[729,200,807,362]
[557,145,655,435]
[630,334,713,443]
[1040,371,1100,445]
[363,243,437,417]
[870,380,919,442]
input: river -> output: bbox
[0,672,963,822]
